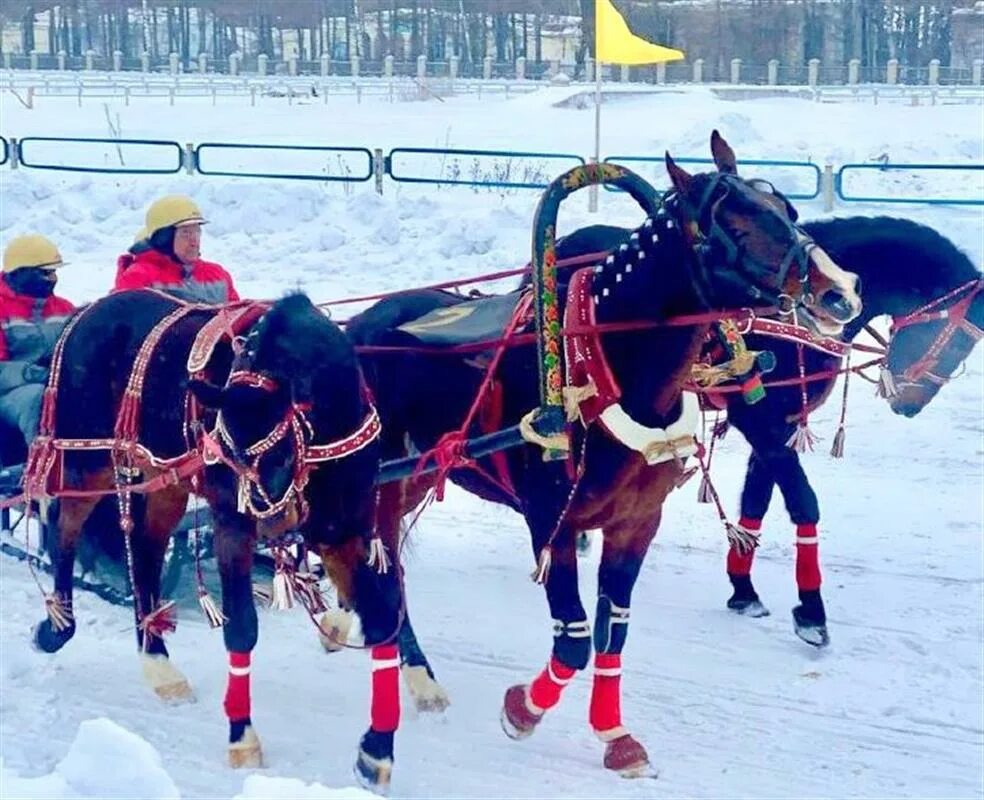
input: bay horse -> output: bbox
[342,133,862,778]
[24,290,399,790]
[499,214,981,647]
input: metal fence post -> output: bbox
[184,143,196,175]
[822,164,835,212]
[373,148,385,195]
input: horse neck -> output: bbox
[593,219,707,424]
[804,218,980,341]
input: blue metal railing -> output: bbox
[387,147,585,189]
[17,136,183,174]
[836,162,984,205]
[603,156,822,200]
[195,142,373,182]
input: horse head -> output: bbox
[666,131,862,335]
[192,293,362,538]
[883,277,984,417]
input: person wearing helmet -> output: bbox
[0,235,76,447]
[114,227,151,286]
[113,195,240,303]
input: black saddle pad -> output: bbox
[396,292,525,347]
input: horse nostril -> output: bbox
[820,289,857,321]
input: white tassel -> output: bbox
[726,523,760,556]
[252,582,273,607]
[877,365,898,399]
[45,593,73,632]
[531,546,552,585]
[271,569,295,611]
[367,536,391,575]
[198,590,226,629]
[786,421,819,453]
[830,425,846,459]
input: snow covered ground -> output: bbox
[0,85,981,799]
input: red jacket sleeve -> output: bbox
[225,272,241,302]
[113,262,154,293]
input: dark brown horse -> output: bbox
[341,133,862,778]
[25,290,399,791]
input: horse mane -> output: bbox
[253,292,357,382]
[802,216,980,295]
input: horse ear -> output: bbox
[665,152,692,194]
[710,130,738,175]
[188,379,226,410]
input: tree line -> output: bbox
[0,1,965,70]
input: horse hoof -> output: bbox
[401,664,450,713]
[141,653,195,704]
[792,605,830,648]
[354,748,392,796]
[229,726,264,769]
[318,608,356,653]
[603,734,657,779]
[31,619,75,654]
[727,595,771,618]
[501,684,543,740]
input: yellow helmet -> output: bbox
[144,195,207,238]
[3,234,65,273]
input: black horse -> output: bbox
[482,213,981,646]
[25,290,399,791]
[341,134,861,777]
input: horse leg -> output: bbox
[133,485,194,703]
[751,429,827,647]
[589,519,657,778]
[397,610,449,713]
[726,450,773,618]
[502,469,590,740]
[320,537,404,793]
[32,492,102,653]
[213,508,262,768]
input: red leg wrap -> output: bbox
[589,653,622,735]
[528,655,576,712]
[370,644,401,732]
[223,651,251,721]
[795,523,822,591]
[727,517,761,575]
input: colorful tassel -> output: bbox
[830,425,846,458]
[726,522,761,556]
[139,600,177,644]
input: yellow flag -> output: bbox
[595,0,685,65]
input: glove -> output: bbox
[22,363,49,384]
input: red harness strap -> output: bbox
[563,268,621,425]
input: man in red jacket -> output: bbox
[0,234,75,450]
[114,195,240,303]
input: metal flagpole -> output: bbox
[589,60,602,213]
